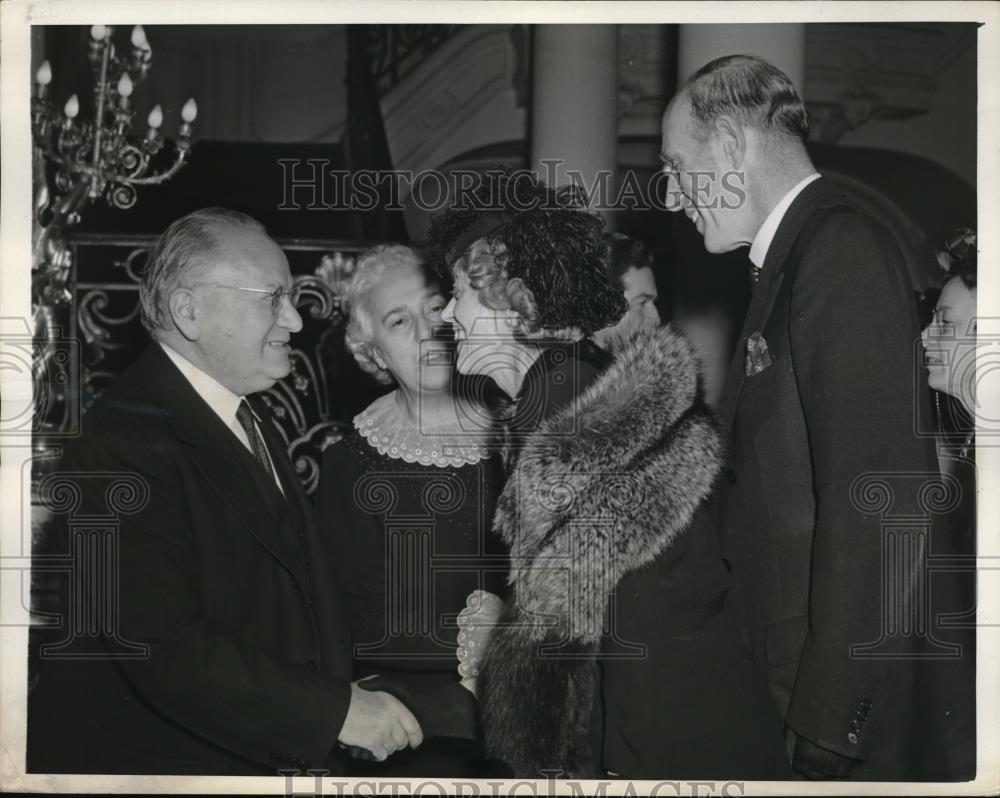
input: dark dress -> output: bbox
[319,393,507,776]
[507,338,788,780]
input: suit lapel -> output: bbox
[246,394,314,541]
[719,177,837,428]
[719,268,784,427]
[146,344,310,589]
[249,394,350,669]
[232,417,288,522]
[244,394,317,596]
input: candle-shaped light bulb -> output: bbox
[36,60,52,86]
[181,98,198,123]
[117,72,134,98]
[147,104,163,129]
[64,94,79,119]
[90,24,107,41]
[131,25,149,50]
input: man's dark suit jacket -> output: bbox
[27,342,354,775]
[713,177,975,780]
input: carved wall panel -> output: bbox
[382,26,528,184]
[804,22,976,145]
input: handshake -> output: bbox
[335,590,504,762]
[337,679,424,762]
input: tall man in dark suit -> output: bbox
[28,208,422,774]
[659,56,974,780]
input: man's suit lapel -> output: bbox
[246,394,314,539]
[249,393,352,673]
[719,177,835,429]
[144,344,310,589]
[719,266,785,428]
[244,393,316,609]
[232,416,289,523]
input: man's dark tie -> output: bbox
[235,399,277,482]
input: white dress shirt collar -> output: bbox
[748,173,822,268]
[159,341,283,493]
[159,341,244,429]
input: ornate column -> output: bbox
[531,25,619,226]
[677,23,806,92]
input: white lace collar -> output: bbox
[354,391,496,468]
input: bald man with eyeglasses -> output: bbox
[28,208,422,775]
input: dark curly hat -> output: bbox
[422,166,627,335]
[936,227,977,290]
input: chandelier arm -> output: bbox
[115,145,150,179]
[36,148,73,169]
[119,154,192,186]
[51,179,92,220]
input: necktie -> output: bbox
[235,400,277,483]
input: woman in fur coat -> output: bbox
[425,169,788,781]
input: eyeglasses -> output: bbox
[189,282,302,314]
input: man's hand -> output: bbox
[338,681,423,761]
[788,728,860,780]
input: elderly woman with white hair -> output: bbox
[318,243,506,777]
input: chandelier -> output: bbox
[30,25,200,465]
[31,24,197,214]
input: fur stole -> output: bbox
[478,325,723,778]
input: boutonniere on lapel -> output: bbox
[745,331,773,377]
